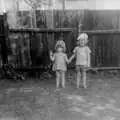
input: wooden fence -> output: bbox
[8,28,75,69]
[3,10,120,70]
[85,30,120,69]
[7,28,120,70]
[0,14,8,64]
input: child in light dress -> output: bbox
[50,40,69,89]
[69,33,91,88]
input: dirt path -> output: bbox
[0,72,120,120]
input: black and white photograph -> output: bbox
[0,0,120,120]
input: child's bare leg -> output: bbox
[56,71,60,88]
[82,70,87,88]
[77,71,81,88]
[61,71,65,88]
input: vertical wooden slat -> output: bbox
[0,14,8,64]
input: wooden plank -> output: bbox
[9,27,73,33]
[0,14,8,64]
[15,67,120,72]
[85,67,120,71]
[80,29,120,34]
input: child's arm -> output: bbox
[49,51,55,61]
[86,47,91,67]
[69,47,77,63]
[65,54,69,64]
[69,54,75,63]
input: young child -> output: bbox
[69,33,91,89]
[50,40,69,89]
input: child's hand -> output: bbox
[67,59,71,64]
[87,63,90,68]
[69,54,75,63]
[49,50,53,56]
[50,50,54,61]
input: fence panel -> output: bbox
[6,10,120,69]
[87,32,120,67]
[8,29,120,69]
[0,14,8,64]
[8,28,74,68]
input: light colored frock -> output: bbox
[73,46,91,67]
[52,52,68,71]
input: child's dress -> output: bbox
[73,46,91,67]
[52,52,68,71]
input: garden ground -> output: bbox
[0,70,120,120]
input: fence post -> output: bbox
[0,13,8,64]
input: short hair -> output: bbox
[55,40,66,52]
[77,33,88,41]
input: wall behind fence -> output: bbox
[7,10,120,30]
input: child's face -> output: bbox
[57,47,63,52]
[78,39,87,47]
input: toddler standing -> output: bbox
[69,33,91,88]
[50,40,69,89]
